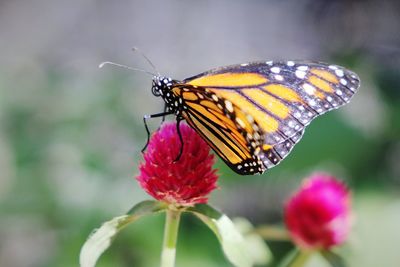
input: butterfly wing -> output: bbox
[173,61,360,174]
[172,85,265,174]
[184,61,360,144]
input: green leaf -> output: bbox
[127,200,167,217]
[187,204,254,267]
[233,217,272,265]
[321,250,347,267]
[79,200,166,267]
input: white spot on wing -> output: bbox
[225,100,234,113]
[335,69,344,77]
[297,65,308,71]
[295,70,307,79]
[302,83,316,95]
[236,117,246,128]
[271,67,280,73]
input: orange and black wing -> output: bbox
[174,61,360,175]
[172,85,264,174]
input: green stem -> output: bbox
[289,250,312,267]
[160,209,181,267]
[255,225,290,241]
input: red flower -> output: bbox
[136,122,218,207]
[284,173,351,250]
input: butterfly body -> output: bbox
[149,61,360,175]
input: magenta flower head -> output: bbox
[136,122,218,207]
[284,173,351,250]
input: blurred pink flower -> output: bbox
[284,173,351,250]
[136,122,218,207]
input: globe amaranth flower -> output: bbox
[136,122,218,207]
[284,173,351,250]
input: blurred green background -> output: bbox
[0,0,399,266]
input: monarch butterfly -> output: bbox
[102,57,360,175]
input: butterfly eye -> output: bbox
[152,85,162,96]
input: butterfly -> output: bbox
[143,60,360,175]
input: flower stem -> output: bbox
[289,250,311,267]
[278,249,312,267]
[160,209,181,267]
[255,225,290,241]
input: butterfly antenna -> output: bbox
[132,47,160,76]
[99,61,156,76]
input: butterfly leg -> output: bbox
[142,111,174,152]
[160,104,167,124]
[173,116,184,162]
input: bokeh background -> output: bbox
[0,0,399,266]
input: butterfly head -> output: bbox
[151,76,182,113]
[151,76,174,97]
